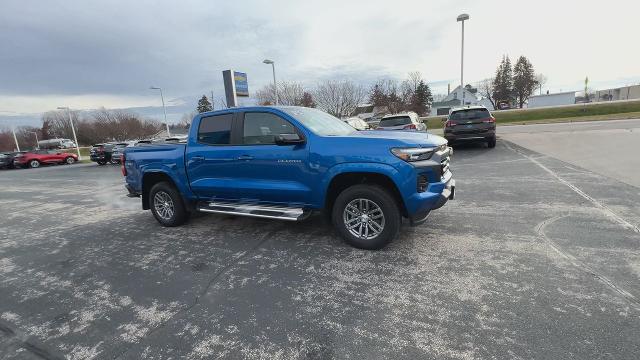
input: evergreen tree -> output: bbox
[41,119,51,140]
[300,92,316,108]
[410,80,433,115]
[197,95,213,113]
[369,84,386,107]
[493,55,513,106]
[513,56,537,108]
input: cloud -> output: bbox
[0,0,638,120]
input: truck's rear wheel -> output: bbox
[332,184,401,250]
[149,181,188,227]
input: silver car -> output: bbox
[376,112,427,132]
[343,117,370,131]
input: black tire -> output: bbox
[97,161,107,165]
[332,184,401,250]
[149,181,189,227]
[29,159,41,168]
[65,157,76,165]
[487,136,496,148]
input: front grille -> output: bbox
[441,156,450,177]
[417,175,428,193]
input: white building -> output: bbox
[527,91,576,108]
[595,85,640,102]
[430,85,494,116]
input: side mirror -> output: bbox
[275,133,305,145]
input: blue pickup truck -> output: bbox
[123,106,454,249]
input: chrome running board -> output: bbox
[197,201,305,221]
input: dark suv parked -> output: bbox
[90,143,117,165]
[444,106,496,148]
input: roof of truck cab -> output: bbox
[198,105,311,117]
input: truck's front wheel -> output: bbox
[149,182,189,227]
[332,185,401,250]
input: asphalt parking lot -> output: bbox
[1,136,640,359]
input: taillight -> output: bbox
[121,154,126,176]
[482,117,496,123]
[403,124,417,130]
[445,120,457,127]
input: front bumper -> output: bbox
[408,170,455,225]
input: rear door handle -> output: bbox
[237,155,253,161]
[191,156,204,162]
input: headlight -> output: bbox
[391,147,436,162]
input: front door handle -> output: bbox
[191,156,204,162]
[237,155,253,161]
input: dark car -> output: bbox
[89,143,117,165]
[109,143,132,164]
[444,106,496,148]
[0,152,23,169]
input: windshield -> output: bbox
[450,109,491,120]
[280,107,355,136]
[379,116,411,127]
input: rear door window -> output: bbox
[242,112,295,145]
[379,116,411,127]
[198,113,233,145]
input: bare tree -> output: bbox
[406,71,423,92]
[314,80,367,118]
[535,73,548,95]
[477,78,497,110]
[255,81,306,106]
[178,111,196,129]
[41,108,161,145]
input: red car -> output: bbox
[13,150,78,168]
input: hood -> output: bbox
[344,130,447,147]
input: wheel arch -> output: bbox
[324,170,407,217]
[142,172,179,210]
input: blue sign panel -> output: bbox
[234,72,249,97]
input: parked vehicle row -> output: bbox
[90,141,141,165]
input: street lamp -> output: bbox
[457,13,469,105]
[263,59,278,105]
[0,111,21,151]
[149,86,171,137]
[57,107,82,160]
[30,131,39,149]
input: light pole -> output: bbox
[11,126,20,151]
[150,86,171,137]
[0,111,21,151]
[457,13,469,106]
[263,59,278,105]
[57,107,81,160]
[30,131,39,149]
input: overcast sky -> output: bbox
[1,0,639,125]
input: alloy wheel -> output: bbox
[343,198,385,240]
[153,191,175,221]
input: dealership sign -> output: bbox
[223,70,249,107]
